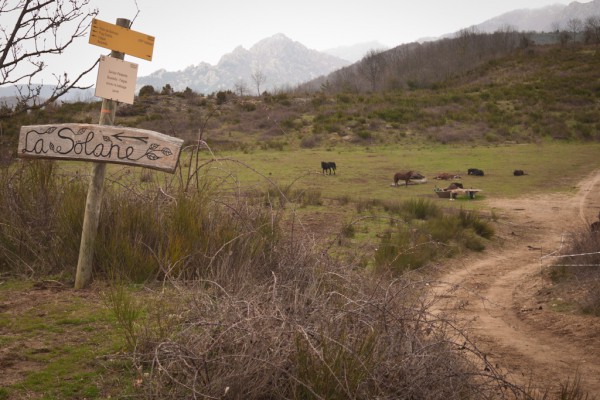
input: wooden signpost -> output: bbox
[18,124,182,173]
[89,18,155,61]
[17,18,175,289]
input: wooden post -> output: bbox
[74,18,130,289]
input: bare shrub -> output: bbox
[132,254,521,399]
[549,227,600,315]
[300,135,320,148]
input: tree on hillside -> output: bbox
[251,68,266,96]
[234,78,249,97]
[359,49,386,92]
[139,85,156,97]
[0,0,99,119]
[567,18,583,44]
[584,15,600,44]
[161,84,174,95]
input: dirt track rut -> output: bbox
[435,171,600,396]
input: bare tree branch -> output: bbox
[0,0,98,118]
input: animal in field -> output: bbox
[394,170,414,187]
[434,173,461,180]
[410,172,425,180]
[321,161,336,175]
[513,169,527,176]
[468,168,485,176]
[446,182,464,190]
[592,212,600,233]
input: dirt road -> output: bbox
[435,171,600,396]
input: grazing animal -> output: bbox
[592,212,600,233]
[468,168,485,176]
[434,173,461,180]
[321,161,336,175]
[394,171,414,187]
[513,169,527,176]
[446,182,464,190]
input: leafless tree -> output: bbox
[250,68,266,96]
[584,15,600,44]
[234,78,249,97]
[359,49,386,92]
[0,0,99,118]
[567,18,583,44]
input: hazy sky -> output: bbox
[13,0,594,85]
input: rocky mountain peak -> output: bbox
[137,34,349,94]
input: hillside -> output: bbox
[3,42,599,154]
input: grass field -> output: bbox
[204,140,600,203]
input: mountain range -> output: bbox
[136,34,351,95]
[470,0,600,33]
[3,0,600,102]
[136,0,600,96]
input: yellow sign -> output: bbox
[89,19,154,61]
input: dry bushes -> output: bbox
[0,160,87,276]
[131,253,522,399]
[549,227,600,315]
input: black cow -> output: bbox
[321,161,336,175]
[468,168,484,176]
[513,170,527,176]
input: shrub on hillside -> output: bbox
[373,202,493,273]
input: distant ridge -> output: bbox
[322,41,389,63]
[468,0,600,34]
[136,33,350,94]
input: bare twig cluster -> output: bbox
[0,0,99,118]
[133,253,524,399]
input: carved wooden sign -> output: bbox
[18,124,183,173]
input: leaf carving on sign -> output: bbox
[19,124,183,173]
[141,142,174,161]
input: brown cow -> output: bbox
[434,173,461,180]
[394,171,414,187]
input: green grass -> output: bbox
[0,281,136,399]
[215,141,600,204]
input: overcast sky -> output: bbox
[16,0,594,85]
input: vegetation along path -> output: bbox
[435,170,600,396]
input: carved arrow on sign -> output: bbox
[18,123,183,173]
[112,132,149,144]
